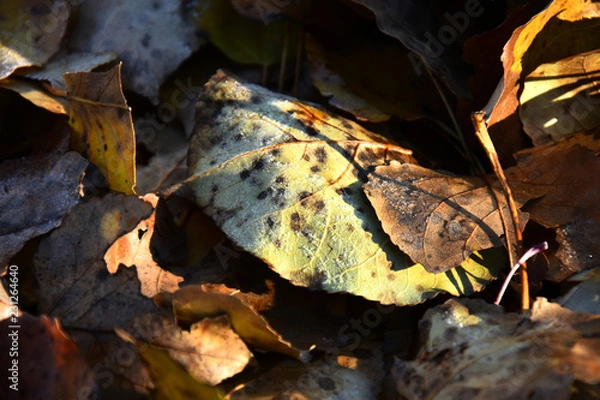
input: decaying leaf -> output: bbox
[0,313,96,400]
[520,49,600,145]
[120,311,253,386]
[68,0,202,103]
[557,268,600,315]
[119,330,223,400]
[187,71,502,306]
[506,132,600,277]
[393,297,600,400]
[17,51,117,94]
[0,0,69,79]
[0,151,87,267]
[487,0,600,157]
[104,194,183,298]
[155,284,304,360]
[34,194,157,329]
[364,162,525,273]
[0,77,68,114]
[65,64,136,195]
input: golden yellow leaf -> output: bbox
[65,64,136,194]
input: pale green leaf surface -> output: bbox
[187,71,501,305]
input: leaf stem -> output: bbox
[471,111,529,310]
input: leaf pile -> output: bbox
[2,0,600,399]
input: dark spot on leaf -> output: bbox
[211,184,219,193]
[336,187,353,196]
[310,165,321,173]
[341,120,353,130]
[103,144,108,151]
[371,271,376,278]
[257,188,272,200]
[387,274,396,281]
[251,94,261,104]
[431,348,452,364]
[141,33,151,47]
[275,176,285,184]
[240,169,251,180]
[346,223,355,232]
[302,153,311,162]
[274,239,282,248]
[272,188,286,207]
[313,200,325,213]
[234,133,243,141]
[290,212,301,232]
[270,148,281,157]
[266,216,275,228]
[253,159,264,171]
[298,191,311,201]
[315,147,327,163]
[318,377,336,391]
[301,228,311,238]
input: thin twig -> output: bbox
[471,111,530,310]
[495,242,548,306]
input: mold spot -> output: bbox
[266,216,275,228]
[298,191,311,201]
[257,188,272,200]
[275,176,286,185]
[387,273,396,281]
[253,159,264,171]
[313,200,325,212]
[290,212,301,232]
[305,125,320,137]
[240,169,251,180]
[250,94,261,104]
[318,377,335,391]
[274,239,282,248]
[310,165,321,173]
[315,147,327,163]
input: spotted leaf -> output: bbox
[187,71,502,305]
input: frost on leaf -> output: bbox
[187,71,502,306]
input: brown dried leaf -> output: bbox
[120,311,253,386]
[507,132,600,277]
[0,1,69,79]
[0,151,87,267]
[364,161,523,273]
[65,64,136,195]
[34,194,157,330]
[104,194,183,298]
[394,298,600,400]
[487,0,600,157]
[520,50,600,145]
[155,284,304,360]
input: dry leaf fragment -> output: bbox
[0,151,87,267]
[187,71,502,306]
[394,297,600,400]
[520,50,600,145]
[0,77,68,114]
[120,311,253,386]
[155,284,304,360]
[506,132,600,277]
[104,194,184,298]
[68,0,203,103]
[65,64,137,195]
[0,0,69,79]
[34,194,157,330]
[364,162,524,273]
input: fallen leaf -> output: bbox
[306,33,427,122]
[364,161,525,273]
[119,330,224,400]
[0,151,87,267]
[0,77,68,114]
[0,0,69,79]
[187,71,502,306]
[68,0,203,103]
[0,313,96,400]
[104,193,184,298]
[487,0,600,157]
[65,64,137,195]
[506,132,600,277]
[34,193,157,330]
[155,284,304,360]
[520,50,600,145]
[198,0,298,66]
[17,51,117,94]
[557,268,600,315]
[120,311,253,386]
[393,297,600,400]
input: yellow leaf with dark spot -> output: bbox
[187,71,502,306]
[65,64,136,194]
